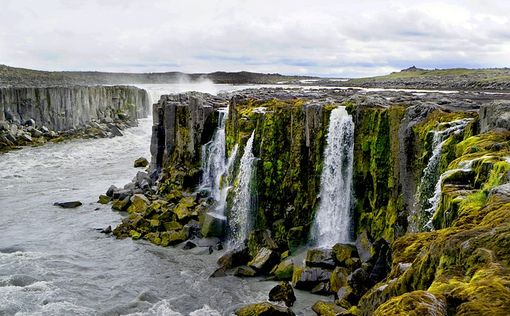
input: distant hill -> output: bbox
[334,67,510,90]
[0,65,316,87]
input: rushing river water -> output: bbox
[0,83,321,316]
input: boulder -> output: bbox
[24,119,35,127]
[164,221,183,231]
[274,259,294,281]
[112,196,131,212]
[53,201,82,208]
[109,125,123,137]
[311,282,331,295]
[306,248,336,269]
[269,281,296,307]
[100,226,112,234]
[248,229,279,257]
[106,185,118,197]
[347,268,370,302]
[172,196,196,221]
[312,301,349,316]
[332,243,359,268]
[183,240,197,250]
[160,229,188,247]
[235,302,295,316]
[248,247,279,273]
[217,246,250,269]
[292,266,332,291]
[330,267,350,294]
[98,195,110,204]
[127,194,150,214]
[134,157,149,168]
[355,231,376,263]
[200,212,226,237]
[234,265,257,277]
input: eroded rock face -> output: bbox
[480,100,510,132]
[0,86,150,130]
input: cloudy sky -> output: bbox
[1,0,509,77]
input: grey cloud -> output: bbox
[0,0,509,77]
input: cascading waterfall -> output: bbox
[311,107,355,247]
[199,108,228,201]
[410,119,472,231]
[215,144,238,214]
[228,132,257,246]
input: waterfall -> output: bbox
[410,119,472,231]
[228,131,257,246]
[199,108,228,201]
[311,107,355,247]
[215,144,238,214]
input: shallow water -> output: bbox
[0,83,321,316]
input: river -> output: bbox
[0,83,321,316]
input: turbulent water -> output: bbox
[311,107,355,247]
[0,84,320,316]
[227,132,257,247]
[410,119,472,231]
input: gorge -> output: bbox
[2,81,510,315]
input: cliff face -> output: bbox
[116,88,510,315]
[0,85,150,131]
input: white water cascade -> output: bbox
[410,119,472,231]
[311,107,355,247]
[200,108,228,201]
[228,132,257,246]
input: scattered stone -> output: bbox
[127,194,150,214]
[355,231,376,263]
[111,196,131,212]
[106,185,118,197]
[109,125,123,137]
[269,281,296,307]
[248,247,279,273]
[217,246,250,270]
[134,157,149,168]
[311,282,331,295]
[100,226,112,234]
[332,243,359,267]
[292,266,332,291]
[98,195,110,204]
[234,265,257,277]
[347,268,370,302]
[183,240,197,250]
[200,212,226,237]
[312,300,349,316]
[274,259,294,281]
[330,267,350,294]
[235,302,295,316]
[306,248,336,269]
[53,201,82,208]
[24,119,35,127]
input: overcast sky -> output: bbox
[1,0,509,77]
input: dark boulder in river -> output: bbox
[53,201,83,208]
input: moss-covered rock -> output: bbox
[274,259,294,281]
[235,302,295,316]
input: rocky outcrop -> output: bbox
[108,87,510,315]
[0,85,151,152]
[0,85,150,130]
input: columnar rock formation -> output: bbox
[110,88,510,315]
[0,85,150,130]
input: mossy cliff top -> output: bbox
[358,129,510,315]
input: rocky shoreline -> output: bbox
[100,87,510,315]
[0,85,151,153]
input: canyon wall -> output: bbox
[0,85,151,130]
[118,89,510,314]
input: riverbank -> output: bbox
[0,85,151,153]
